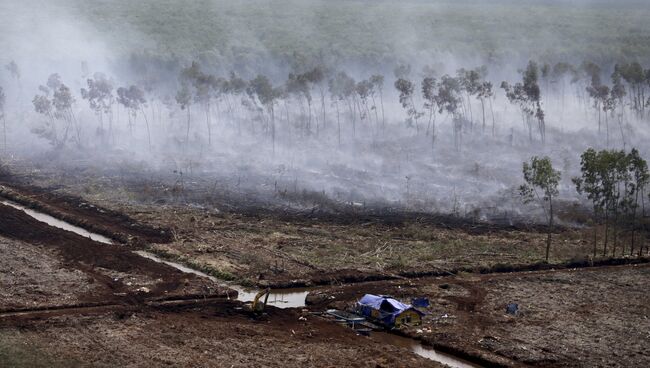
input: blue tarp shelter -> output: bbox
[356,294,424,327]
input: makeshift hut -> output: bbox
[356,294,424,328]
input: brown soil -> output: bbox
[0,184,443,368]
[0,203,230,310]
[307,264,650,367]
[0,301,442,368]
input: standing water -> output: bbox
[371,332,481,368]
[134,250,310,308]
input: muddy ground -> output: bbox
[0,180,442,367]
[0,302,440,368]
[308,264,650,367]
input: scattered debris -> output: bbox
[412,297,430,308]
[506,303,519,315]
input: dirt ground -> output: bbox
[307,264,650,367]
[0,236,102,311]
[0,202,231,310]
[1,163,649,367]
[0,181,442,368]
[0,302,441,368]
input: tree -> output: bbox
[624,149,649,256]
[175,83,192,145]
[286,71,313,135]
[355,79,373,127]
[179,62,219,146]
[117,85,150,149]
[477,81,494,135]
[370,74,385,129]
[520,156,561,261]
[574,148,629,257]
[610,69,627,147]
[0,86,5,152]
[304,67,327,135]
[584,62,609,136]
[618,62,646,117]
[225,72,247,134]
[394,77,422,132]
[551,62,573,112]
[34,74,80,146]
[32,88,57,145]
[522,61,545,143]
[80,73,114,141]
[436,75,463,151]
[247,75,282,153]
[574,148,606,258]
[501,61,545,143]
[328,72,356,141]
[421,76,438,146]
[457,68,481,129]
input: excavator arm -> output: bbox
[251,288,271,313]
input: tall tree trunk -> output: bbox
[603,206,609,257]
[335,100,341,147]
[378,89,385,131]
[481,98,486,133]
[204,103,212,146]
[186,107,191,146]
[140,107,152,150]
[489,97,496,137]
[546,198,553,261]
[271,105,275,155]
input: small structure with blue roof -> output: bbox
[356,294,424,328]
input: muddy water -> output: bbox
[371,332,481,368]
[4,199,482,367]
[134,251,310,308]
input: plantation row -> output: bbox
[1,59,650,153]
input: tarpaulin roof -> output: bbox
[356,294,424,327]
[358,294,411,313]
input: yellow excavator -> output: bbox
[251,288,271,313]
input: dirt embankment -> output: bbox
[0,183,171,245]
[0,203,231,311]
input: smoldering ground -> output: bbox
[1,0,650,224]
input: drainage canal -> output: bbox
[372,332,481,368]
[1,198,483,367]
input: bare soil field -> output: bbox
[307,264,650,367]
[0,301,442,368]
[0,197,441,367]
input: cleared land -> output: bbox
[307,264,650,367]
[1,166,649,367]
